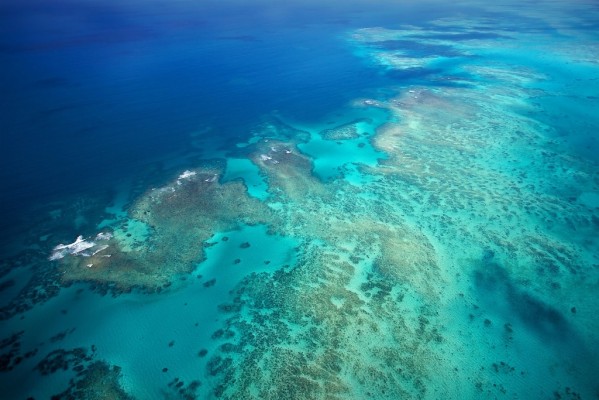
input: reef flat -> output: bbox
[1,1,598,399]
[54,166,278,292]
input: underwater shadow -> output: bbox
[473,254,571,342]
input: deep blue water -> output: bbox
[5,0,593,237]
[0,0,461,238]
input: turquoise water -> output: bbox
[295,107,388,182]
[222,159,269,200]
[1,1,599,399]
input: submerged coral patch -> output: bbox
[52,166,277,292]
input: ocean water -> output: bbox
[1,0,598,399]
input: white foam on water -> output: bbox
[95,232,112,241]
[49,233,113,261]
[178,170,196,180]
[49,236,95,260]
[91,245,109,256]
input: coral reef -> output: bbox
[30,345,133,400]
[53,165,278,292]
[320,119,364,141]
[3,8,598,399]
[52,361,133,400]
[203,240,444,399]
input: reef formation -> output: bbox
[2,4,599,400]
